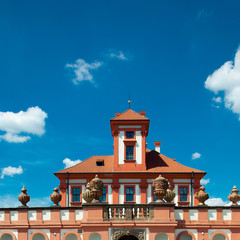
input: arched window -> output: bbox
[1,234,13,240]
[32,233,46,240]
[89,233,102,240]
[213,234,226,240]
[155,233,168,240]
[180,233,192,240]
[65,233,78,240]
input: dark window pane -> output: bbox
[179,187,188,202]
[126,146,134,160]
[126,187,134,202]
[126,131,134,138]
[153,187,158,201]
[72,187,80,202]
[99,187,106,202]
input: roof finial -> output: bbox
[128,89,131,109]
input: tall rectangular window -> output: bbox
[126,131,134,139]
[99,187,106,202]
[152,187,158,202]
[72,187,81,202]
[126,187,134,202]
[126,146,134,160]
[179,187,188,202]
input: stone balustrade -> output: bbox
[0,204,240,239]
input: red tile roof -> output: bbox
[55,151,205,174]
[111,109,149,121]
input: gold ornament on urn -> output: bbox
[152,175,168,203]
[18,186,30,207]
[50,187,62,207]
[228,186,240,205]
[89,175,104,203]
[195,186,209,206]
[82,182,94,203]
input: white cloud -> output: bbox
[205,197,230,206]
[0,106,47,143]
[109,50,128,60]
[212,96,222,103]
[205,47,240,119]
[1,166,23,179]
[0,194,51,207]
[66,59,103,85]
[192,152,201,159]
[63,158,81,169]
[200,178,210,185]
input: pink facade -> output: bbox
[0,204,239,239]
[0,108,239,240]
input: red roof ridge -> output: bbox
[111,109,149,121]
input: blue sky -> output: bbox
[0,0,240,206]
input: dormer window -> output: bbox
[96,160,104,166]
[126,131,134,139]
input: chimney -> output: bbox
[139,111,146,116]
[115,113,121,117]
[154,141,161,153]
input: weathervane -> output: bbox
[128,89,131,109]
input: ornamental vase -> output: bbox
[163,183,175,203]
[89,175,104,203]
[82,183,94,203]
[50,187,62,206]
[228,186,240,205]
[152,175,168,203]
[195,186,209,205]
[18,186,30,207]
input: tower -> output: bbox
[110,109,150,171]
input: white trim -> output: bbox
[119,179,141,183]
[173,179,193,183]
[118,131,124,164]
[119,185,124,204]
[174,210,183,220]
[61,210,69,221]
[147,179,154,183]
[147,184,152,203]
[108,185,113,204]
[28,210,37,221]
[10,211,18,221]
[189,209,198,221]
[75,210,83,220]
[174,184,178,204]
[69,179,87,183]
[223,209,231,221]
[82,185,86,203]
[208,209,217,221]
[102,179,113,183]
[136,131,142,164]
[136,184,141,204]
[0,211,4,221]
[42,210,51,221]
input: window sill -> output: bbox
[124,201,136,204]
[124,159,136,163]
[123,139,136,144]
[178,201,189,206]
[70,202,82,206]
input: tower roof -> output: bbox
[111,109,149,121]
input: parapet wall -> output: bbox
[0,204,239,240]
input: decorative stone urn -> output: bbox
[82,182,94,203]
[195,186,209,205]
[228,186,240,205]
[89,175,104,203]
[163,183,175,203]
[18,186,30,207]
[50,187,62,207]
[152,175,168,202]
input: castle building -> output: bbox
[0,108,239,240]
[55,109,205,208]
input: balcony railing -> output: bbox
[103,204,154,221]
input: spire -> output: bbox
[128,89,131,109]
